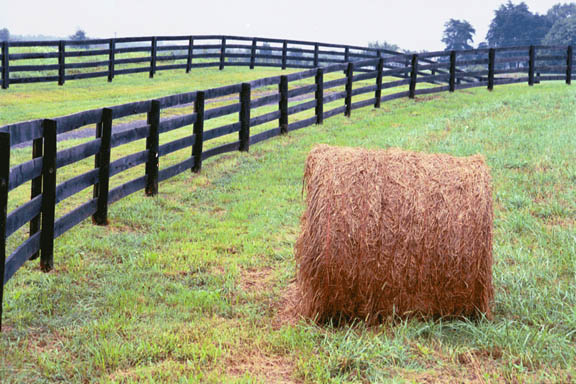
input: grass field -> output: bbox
[1,69,575,383]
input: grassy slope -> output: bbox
[0,66,298,124]
[0,72,575,383]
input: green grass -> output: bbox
[1,70,575,383]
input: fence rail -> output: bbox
[0,42,574,329]
[0,34,485,89]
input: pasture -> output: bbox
[0,68,575,383]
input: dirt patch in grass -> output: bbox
[543,216,575,229]
[225,349,299,384]
[396,349,503,384]
[273,281,301,329]
[224,268,300,382]
[240,266,275,293]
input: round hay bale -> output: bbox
[295,144,493,324]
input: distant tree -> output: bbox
[546,3,576,24]
[543,16,576,45]
[69,29,87,41]
[442,19,476,50]
[368,41,400,53]
[486,2,552,47]
[0,28,9,42]
[69,29,89,49]
[257,42,273,56]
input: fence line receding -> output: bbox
[0,38,574,329]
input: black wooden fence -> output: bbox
[0,43,574,329]
[0,34,481,89]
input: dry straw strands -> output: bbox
[295,145,494,324]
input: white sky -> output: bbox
[0,0,563,51]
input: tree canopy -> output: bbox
[546,3,576,24]
[442,19,476,51]
[69,29,87,41]
[368,41,401,53]
[544,16,576,45]
[486,2,552,47]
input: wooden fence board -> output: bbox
[108,176,147,204]
[287,116,316,131]
[5,196,42,238]
[251,110,281,127]
[56,169,99,204]
[158,157,196,182]
[287,99,316,115]
[250,127,281,145]
[4,233,41,283]
[56,139,102,169]
[9,158,43,192]
[109,150,149,177]
[54,199,98,239]
[111,125,150,148]
[201,141,240,160]
[158,134,196,156]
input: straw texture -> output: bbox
[295,144,494,324]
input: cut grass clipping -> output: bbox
[295,145,494,324]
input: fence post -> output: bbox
[250,38,257,70]
[40,119,57,273]
[314,44,319,67]
[145,101,160,196]
[186,37,194,73]
[58,41,65,86]
[279,76,288,134]
[239,83,251,152]
[528,45,535,86]
[566,46,572,85]
[281,41,287,70]
[1,42,9,89]
[29,136,43,260]
[375,58,384,107]
[345,62,354,117]
[192,91,205,173]
[315,68,324,124]
[0,131,10,331]
[219,37,226,70]
[488,48,495,91]
[150,37,157,79]
[409,54,418,99]
[449,51,456,92]
[108,39,115,82]
[92,108,113,225]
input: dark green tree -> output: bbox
[0,28,9,42]
[543,16,576,45]
[486,2,552,47]
[69,29,87,41]
[546,3,576,24]
[368,41,400,53]
[442,19,476,50]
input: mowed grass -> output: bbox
[0,65,303,125]
[0,70,575,383]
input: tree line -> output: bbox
[2,2,576,52]
[369,2,576,53]
[0,28,87,42]
[443,2,576,51]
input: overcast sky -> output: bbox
[0,0,564,51]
